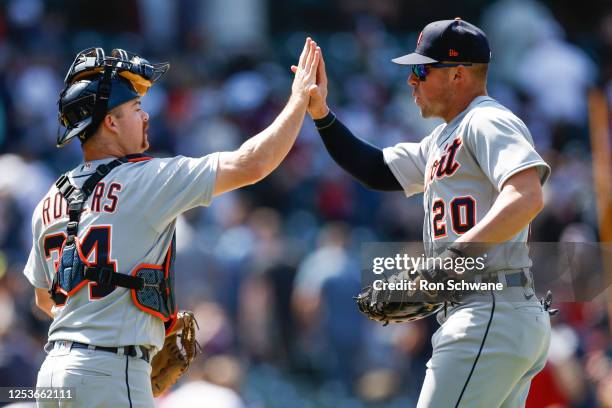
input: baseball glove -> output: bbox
[355,269,443,326]
[355,248,466,325]
[151,311,199,397]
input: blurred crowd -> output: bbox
[0,0,611,406]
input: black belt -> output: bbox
[471,270,529,287]
[48,341,151,363]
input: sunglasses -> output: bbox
[411,63,473,81]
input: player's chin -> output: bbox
[418,107,432,118]
[141,133,149,150]
[415,99,430,117]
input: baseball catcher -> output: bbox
[26,38,321,406]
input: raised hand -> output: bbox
[291,40,329,119]
[291,38,320,105]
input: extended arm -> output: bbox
[291,48,401,191]
[213,38,320,196]
[315,112,401,191]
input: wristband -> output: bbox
[313,111,336,130]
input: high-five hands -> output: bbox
[291,38,321,107]
[291,39,329,119]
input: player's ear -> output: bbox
[452,66,465,82]
[104,110,121,135]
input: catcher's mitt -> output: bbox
[355,269,443,325]
[151,311,199,397]
[355,248,466,325]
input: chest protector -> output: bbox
[130,235,178,329]
[49,157,178,332]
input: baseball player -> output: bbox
[302,19,552,407]
[24,39,320,407]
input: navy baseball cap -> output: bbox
[392,18,491,65]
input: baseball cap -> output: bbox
[392,18,490,65]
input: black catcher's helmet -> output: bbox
[57,48,169,147]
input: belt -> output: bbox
[47,341,151,363]
[469,269,530,288]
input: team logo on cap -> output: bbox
[417,31,423,46]
[449,49,459,57]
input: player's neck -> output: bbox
[83,152,121,161]
[443,88,488,123]
[82,139,129,162]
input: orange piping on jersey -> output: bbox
[163,241,179,335]
[126,238,177,328]
[165,315,179,335]
[62,279,90,298]
[127,156,153,163]
[130,263,171,322]
[164,243,172,292]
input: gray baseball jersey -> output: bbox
[383,96,550,270]
[24,153,218,351]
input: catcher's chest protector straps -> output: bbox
[49,157,145,305]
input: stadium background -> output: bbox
[0,0,611,406]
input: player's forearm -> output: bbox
[237,94,308,181]
[35,288,54,318]
[315,112,402,191]
[38,304,54,318]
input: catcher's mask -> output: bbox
[57,47,169,148]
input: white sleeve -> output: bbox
[466,109,550,190]
[382,135,431,197]
[139,153,219,229]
